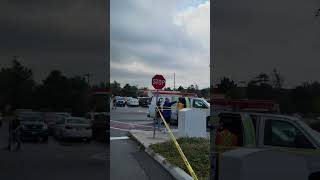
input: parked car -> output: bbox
[91,112,109,142]
[115,96,126,107]
[18,112,48,142]
[211,111,320,178]
[139,97,149,107]
[44,112,71,135]
[127,97,139,107]
[53,116,92,142]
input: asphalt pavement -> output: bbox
[0,122,108,180]
[110,106,174,180]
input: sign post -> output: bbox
[151,74,166,138]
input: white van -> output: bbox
[148,91,210,124]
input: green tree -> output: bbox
[217,77,237,93]
[177,86,184,91]
[247,73,273,100]
[0,58,36,109]
[121,84,138,97]
[110,81,121,95]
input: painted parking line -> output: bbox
[110,120,153,127]
[110,127,131,132]
[110,136,129,141]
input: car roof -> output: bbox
[215,111,300,122]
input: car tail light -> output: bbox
[65,125,73,129]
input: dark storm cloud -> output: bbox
[212,0,320,88]
[0,0,108,84]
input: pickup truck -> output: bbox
[212,111,320,179]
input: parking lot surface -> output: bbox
[0,122,108,180]
[110,106,174,180]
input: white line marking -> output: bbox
[110,120,153,128]
[110,127,130,132]
[110,136,129,140]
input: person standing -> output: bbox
[112,96,117,110]
[176,97,185,122]
[162,98,176,125]
[3,104,16,150]
[215,122,238,146]
[10,114,22,151]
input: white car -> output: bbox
[53,117,92,142]
[127,98,139,107]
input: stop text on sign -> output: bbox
[153,79,165,86]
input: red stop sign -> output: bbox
[152,74,166,89]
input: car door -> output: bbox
[260,116,316,150]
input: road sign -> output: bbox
[152,74,166,89]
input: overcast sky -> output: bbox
[110,0,210,89]
[212,0,320,88]
[0,0,108,85]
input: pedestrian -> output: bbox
[156,99,163,131]
[162,97,176,125]
[215,121,238,146]
[10,114,22,151]
[176,97,185,122]
[112,96,117,110]
[4,104,18,150]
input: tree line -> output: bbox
[216,69,320,117]
[110,81,210,98]
[0,59,107,116]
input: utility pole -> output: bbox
[174,72,176,91]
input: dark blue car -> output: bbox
[18,112,49,142]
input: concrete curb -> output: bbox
[129,131,193,180]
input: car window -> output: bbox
[264,120,314,149]
[56,118,65,125]
[193,99,207,109]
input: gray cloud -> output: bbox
[111,0,210,89]
[212,0,320,88]
[0,0,108,84]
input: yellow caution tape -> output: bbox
[155,106,199,180]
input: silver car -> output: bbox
[53,117,92,142]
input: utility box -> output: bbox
[219,148,308,180]
[178,108,206,138]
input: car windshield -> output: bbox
[67,118,88,124]
[297,120,320,147]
